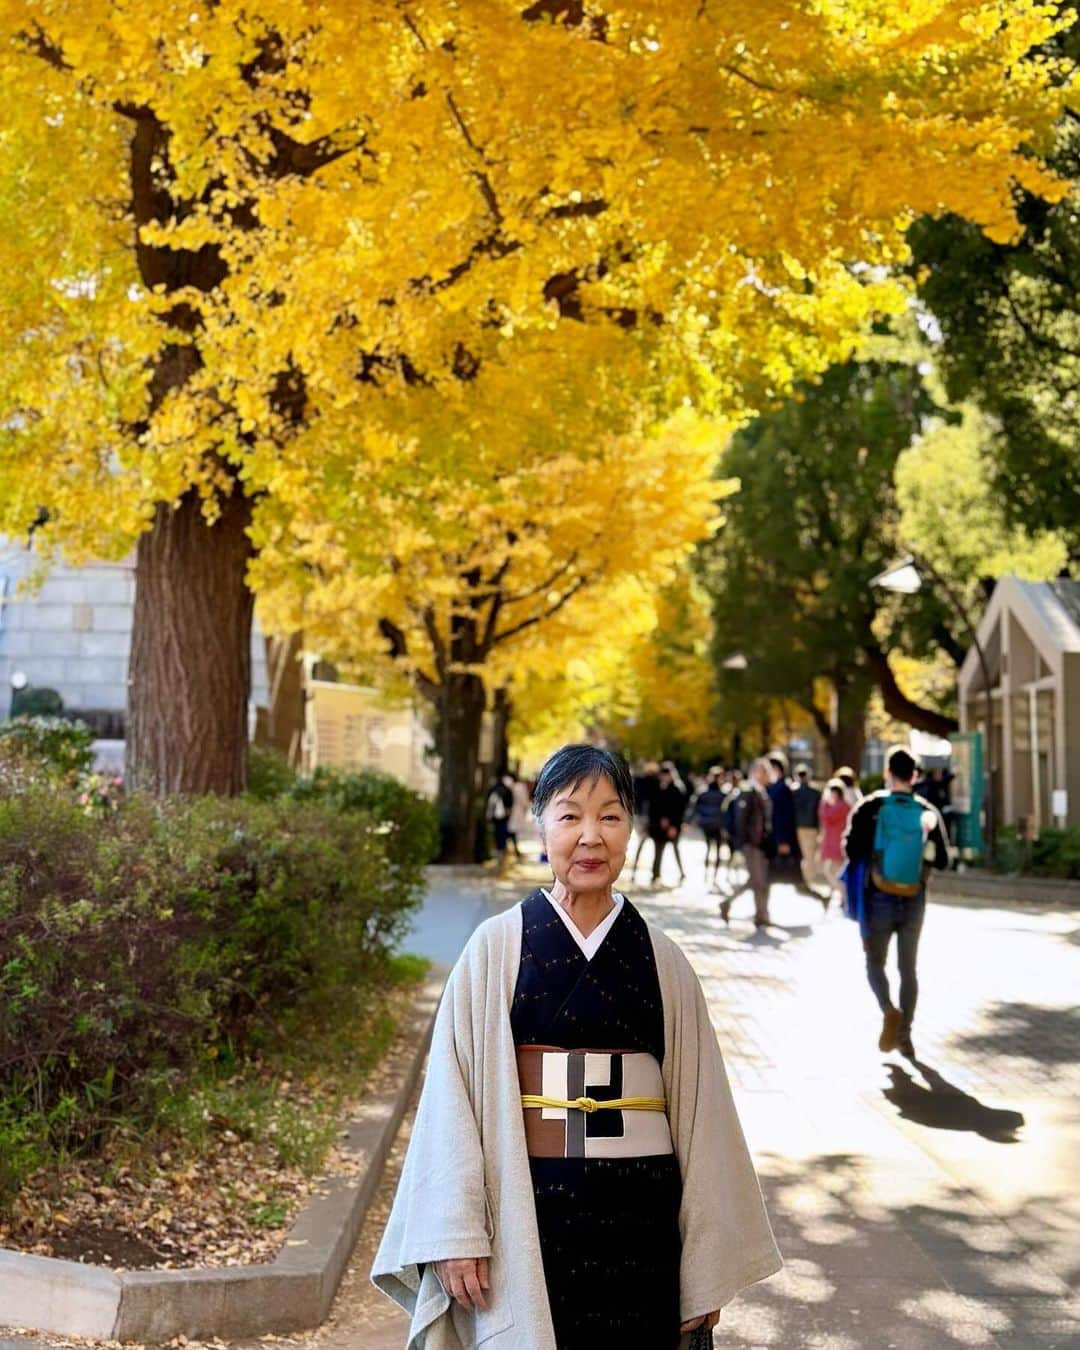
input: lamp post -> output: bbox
[870,554,995,861]
[9,669,27,719]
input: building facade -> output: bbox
[0,542,267,736]
[958,576,1080,833]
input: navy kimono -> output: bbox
[510,889,684,1350]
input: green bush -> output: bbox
[286,767,439,879]
[1026,827,1080,880]
[992,826,1080,879]
[246,744,299,801]
[0,788,425,1206]
[0,716,95,780]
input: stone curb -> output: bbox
[0,971,445,1343]
[933,868,1080,907]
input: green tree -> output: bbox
[700,359,953,772]
[908,8,1080,556]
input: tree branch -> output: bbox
[492,572,591,645]
[379,616,439,699]
[862,643,958,736]
[501,550,580,605]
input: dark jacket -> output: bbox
[730,783,771,851]
[693,785,727,831]
[649,781,687,834]
[633,772,658,819]
[767,778,798,850]
[843,789,951,874]
[793,782,822,831]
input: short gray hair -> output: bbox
[531,744,634,823]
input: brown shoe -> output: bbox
[879,1006,903,1052]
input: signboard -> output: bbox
[950,730,984,856]
[306,681,437,796]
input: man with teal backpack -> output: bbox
[843,745,951,1058]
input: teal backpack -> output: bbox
[871,792,927,897]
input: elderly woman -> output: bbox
[373,745,781,1349]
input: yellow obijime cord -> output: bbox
[521,1094,667,1114]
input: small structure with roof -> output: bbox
[958,576,1080,833]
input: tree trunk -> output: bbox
[491,686,512,778]
[828,679,869,774]
[256,631,306,768]
[127,486,255,795]
[435,672,487,863]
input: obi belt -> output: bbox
[516,1044,673,1160]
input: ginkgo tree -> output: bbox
[254,402,726,856]
[0,0,1071,797]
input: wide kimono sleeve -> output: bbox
[371,949,491,1348]
[656,933,783,1329]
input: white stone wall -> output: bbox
[0,542,267,719]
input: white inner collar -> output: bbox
[541,889,625,961]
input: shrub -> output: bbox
[286,767,439,880]
[1027,827,1080,880]
[246,745,299,801]
[0,716,95,780]
[992,826,1080,879]
[0,788,424,1206]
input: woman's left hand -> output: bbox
[680,1310,721,1333]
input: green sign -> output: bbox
[951,731,984,857]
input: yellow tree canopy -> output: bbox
[0,0,1072,566]
[253,406,728,696]
[507,568,723,768]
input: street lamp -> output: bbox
[8,669,28,720]
[871,554,995,861]
[722,652,749,670]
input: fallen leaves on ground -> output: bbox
[0,986,418,1273]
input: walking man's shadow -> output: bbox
[883,1059,1025,1142]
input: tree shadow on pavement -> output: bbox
[716,1152,1078,1348]
[883,1061,1025,1142]
[950,1001,1080,1068]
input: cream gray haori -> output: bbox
[371,904,782,1350]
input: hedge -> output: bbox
[993,826,1080,880]
[0,786,429,1205]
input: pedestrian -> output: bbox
[630,760,659,880]
[693,770,728,885]
[507,772,532,861]
[842,745,950,1059]
[650,761,688,885]
[486,774,515,876]
[792,764,822,891]
[372,743,782,1349]
[766,753,800,880]
[719,758,774,927]
[817,780,851,909]
[836,766,862,808]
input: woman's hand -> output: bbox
[434,1257,490,1312]
[680,1309,721,1334]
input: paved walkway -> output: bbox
[256,846,1080,1349]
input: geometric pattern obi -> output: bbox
[517,1045,673,1159]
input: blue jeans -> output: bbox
[863,889,926,1030]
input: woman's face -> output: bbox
[541,773,631,894]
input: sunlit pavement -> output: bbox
[253,841,1080,1350]
[630,839,1080,1348]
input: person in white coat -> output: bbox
[373,744,781,1349]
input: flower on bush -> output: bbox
[76,772,125,816]
[0,716,95,783]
